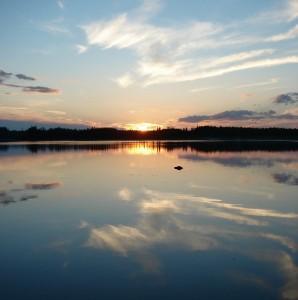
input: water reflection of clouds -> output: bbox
[87,215,218,256]
[188,182,275,200]
[179,152,298,168]
[273,173,298,186]
[279,253,298,300]
[25,182,61,190]
[85,188,298,298]
[20,194,38,201]
[46,239,72,254]
[0,191,16,205]
[0,190,38,205]
[251,251,298,300]
[180,152,298,188]
[88,189,298,255]
[118,187,133,201]
[0,181,61,206]
[141,190,298,222]
[259,234,298,252]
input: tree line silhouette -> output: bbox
[0,126,297,142]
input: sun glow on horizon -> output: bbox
[126,122,160,132]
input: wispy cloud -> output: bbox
[179,109,298,123]
[80,1,298,87]
[0,118,91,130]
[0,104,95,130]
[144,55,298,86]
[178,105,298,127]
[82,13,222,57]
[57,0,64,9]
[199,49,275,70]
[190,86,219,93]
[134,0,163,19]
[0,68,59,94]
[46,110,66,115]
[76,44,88,54]
[285,0,298,21]
[115,73,135,88]
[0,105,28,111]
[234,78,279,89]
[15,73,36,81]
[1,69,31,81]
[0,70,12,81]
[39,17,70,35]
[2,83,60,94]
[267,24,298,42]
[254,0,298,23]
[23,86,59,94]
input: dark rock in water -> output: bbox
[174,165,183,171]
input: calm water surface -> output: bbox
[0,142,298,300]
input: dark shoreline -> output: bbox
[1,126,298,143]
[1,140,298,153]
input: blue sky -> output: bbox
[0,0,298,129]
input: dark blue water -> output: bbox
[0,142,297,300]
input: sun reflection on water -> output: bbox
[126,143,160,155]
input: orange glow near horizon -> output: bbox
[126,122,160,132]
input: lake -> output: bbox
[0,141,298,300]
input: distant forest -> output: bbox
[0,126,297,142]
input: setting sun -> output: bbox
[127,122,159,132]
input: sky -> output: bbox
[0,0,298,130]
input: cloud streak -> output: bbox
[144,55,298,86]
[38,18,70,35]
[15,73,36,81]
[23,86,59,94]
[274,93,298,105]
[0,70,12,81]
[115,73,134,88]
[234,78,279,89]
[286,0,298,21]
[57,0,64,9]
[76,44,88,54]
[179,109,298,123]
[80,1,298,87]
[254,0,298,23]
[268,24,298,42]
[0,68,59,94]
